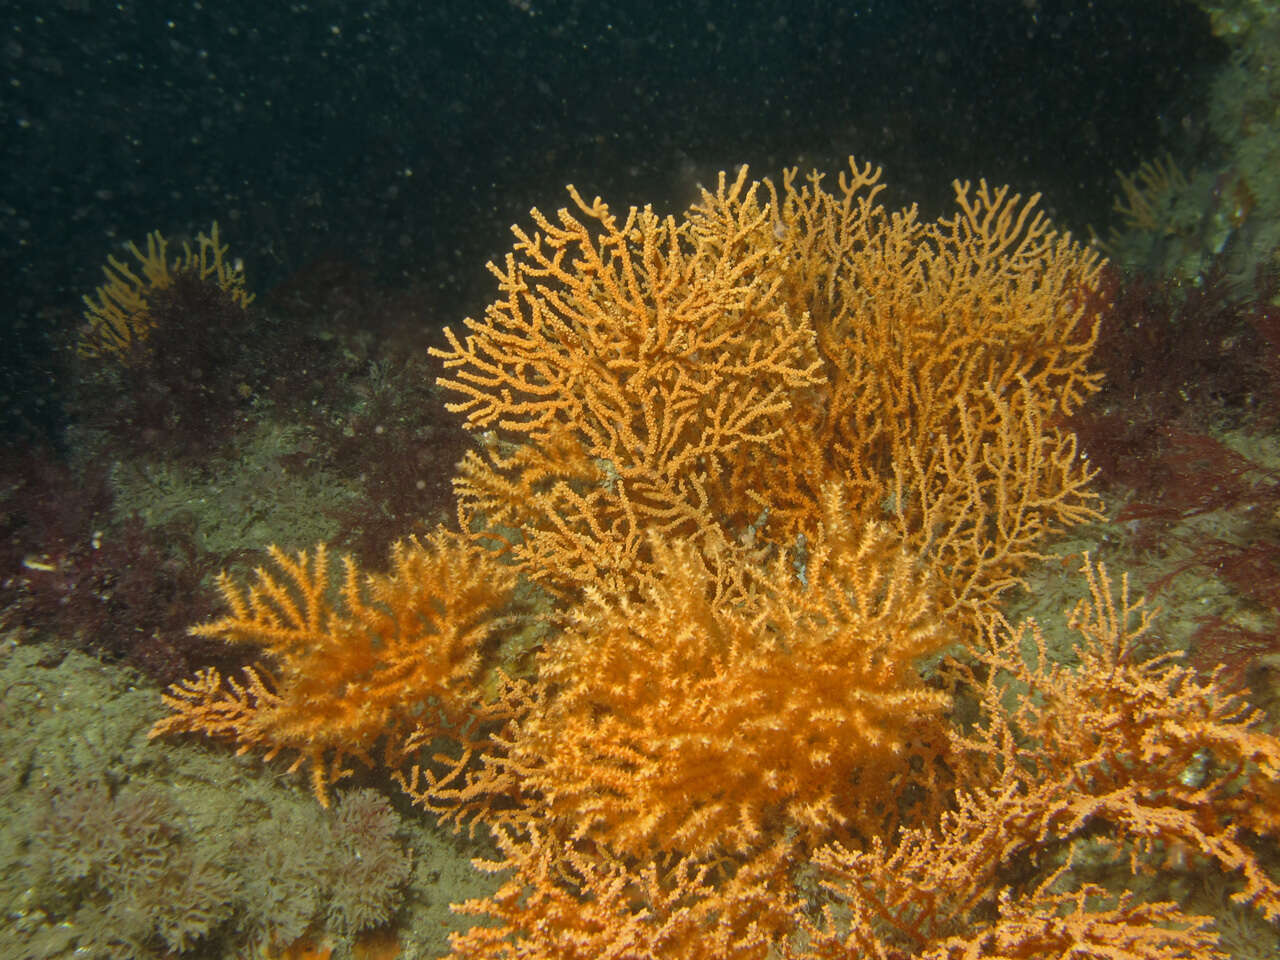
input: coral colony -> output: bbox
[128,160,1279,957]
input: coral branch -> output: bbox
[150,532,522,804]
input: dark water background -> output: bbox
[0,0,1220,441]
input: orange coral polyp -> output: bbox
[513,509,954,860]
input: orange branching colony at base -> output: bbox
[151,159,1280,958]
[149,531,520,805]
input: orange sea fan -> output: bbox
[149,531,523,804]
[433,158,1105,625]
[961,558,1280,919]
[431,172,826,599]
[692,163,1105,619]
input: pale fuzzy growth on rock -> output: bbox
[20,779,237,958]
[324,788,413,936]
